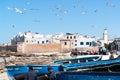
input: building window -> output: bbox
[42,41,44,44]
[37,41,39,44]
[70,36,72,39]
[46,40,48,43]
[75,44,77,46]
[74,36,76,39]
[67,36,69,39]
[80,42,84,45]
[64,42,67,45]
[86,42,89,45]
[90,42,92,46]
[75,40,77,42]
[26,40,28,43]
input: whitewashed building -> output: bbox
[52,33,64,43]
[11,31,65,45]
[11,31,51,45]
[11,28,109,49]
[64,32,99,48]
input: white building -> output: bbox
[11,31,51,45]
[11,28,109,49]
[64,32,99,48]
[52,33,64,43]
[65,32,79,40]
[11,31,64,45]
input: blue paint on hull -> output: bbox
[5,65,28,77]
[5,64,59,80]
[5,57,120,80]
[56,72,120,80]
[62,58,120,71]
[27,64,59,75]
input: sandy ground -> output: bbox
[0,72,9,80]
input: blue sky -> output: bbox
[0,0,120,44]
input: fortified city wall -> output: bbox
[17,42,61,53]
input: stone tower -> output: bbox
[103,28,108,44]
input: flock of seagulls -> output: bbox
[7,0,116,28]
[49,1,116,18]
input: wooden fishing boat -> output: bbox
[5,56,120,80]
[54,55,102,64]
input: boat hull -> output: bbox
[56,71,120,80]
[54,55,102,64]
[5,65,59,80]
[5,57,120,80]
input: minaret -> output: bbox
[103,28,108,44]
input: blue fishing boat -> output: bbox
[63,56,120,71]
[26,64,59,75]
[56,57,120,80]
[5,65,28,80]
[56,71,120,80]
[5,64,59,80]
[5,56,120,80]
[54,55,102,64]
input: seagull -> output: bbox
[94,9,98,13]
[106,2,115,7]
[80,11,86,15]
[33,20,40,23]
[12,25,15,28]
